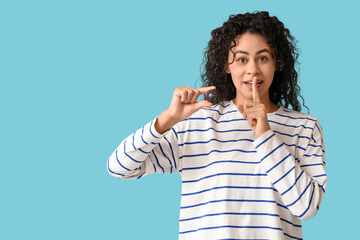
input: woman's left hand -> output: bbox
[238,77,271,137]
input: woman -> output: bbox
[108,11,327,240]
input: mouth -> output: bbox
[243,79,263,88]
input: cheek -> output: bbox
[230,67,245,79]
[231,74,245,87]
[264,68,276,82]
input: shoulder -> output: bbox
[271,106,321,131]
[275,107,317,121]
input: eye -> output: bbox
[258,56,268,62]
[237,58,247,63]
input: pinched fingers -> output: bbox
[182,86,196,103]
[191,86,216,105]
[175,86,195,103]
[175,86,216,103]
[190,87,207,103]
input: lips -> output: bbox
[243,79,263,88]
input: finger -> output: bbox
[182,86,215,103]
[246,111,256,126]
[252,77,260,103]
[243,100,257,118]
[251,118,257,127]
[186,87,205,103]
[194,100,213,111]
[176,87,189,103]
[186,89,196,102]
[181,86,196,103]
[192,89,202,103]
[198,86,216,94]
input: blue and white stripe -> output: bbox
[107,101,327,240]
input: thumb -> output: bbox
[194,100,213,111]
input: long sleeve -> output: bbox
[107,118,180,179]
[253,118,327,220]
[107,102,327,239]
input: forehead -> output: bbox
[232,32,272,52]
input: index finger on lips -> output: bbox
[252,77,260,103]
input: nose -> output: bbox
[246,59,260,75]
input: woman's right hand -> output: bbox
[155,86,216,134]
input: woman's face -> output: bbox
[226,32,276,104]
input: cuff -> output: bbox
[151,117,171,137]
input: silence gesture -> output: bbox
[239,77,271,137]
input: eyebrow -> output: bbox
[234,48,271,55]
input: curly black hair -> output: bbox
[201,11,307,112]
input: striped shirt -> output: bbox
[107,100,327,240]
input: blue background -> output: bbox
[1,0,358,239]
